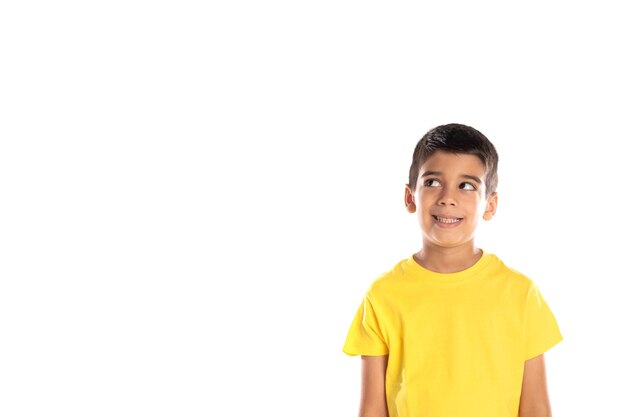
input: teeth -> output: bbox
[436,216,461,223]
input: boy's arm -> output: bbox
[518,354,553,417]
[359,355,389,417]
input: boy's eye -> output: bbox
[459,182,476,191]
[424,179,441,187]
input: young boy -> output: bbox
[343,124,563,417]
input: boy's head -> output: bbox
[407,124,499,196]
[404,123,499,251]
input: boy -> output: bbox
[343,124,563,417]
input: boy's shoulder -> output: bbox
[364,255,422,295]
[490,254,538,286]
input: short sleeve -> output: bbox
[523,282,563,360]
[342,293,389,356]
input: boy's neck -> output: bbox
[413,244,483,274]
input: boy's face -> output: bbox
[404,151,498,251]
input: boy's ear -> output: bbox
[405,184,416,213]
[483,192,498,220]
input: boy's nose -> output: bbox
[437,189,457,206]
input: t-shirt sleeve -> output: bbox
[523,282,563,360]
[342,292,389,357]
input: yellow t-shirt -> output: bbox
[343,252,563,417]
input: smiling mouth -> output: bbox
[433,215,462,224]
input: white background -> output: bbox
[1,1,624,416]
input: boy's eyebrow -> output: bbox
[421,171,483,184]
[461,174,482,184]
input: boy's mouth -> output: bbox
[432,215,463,224]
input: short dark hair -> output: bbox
[408,123,499,196]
